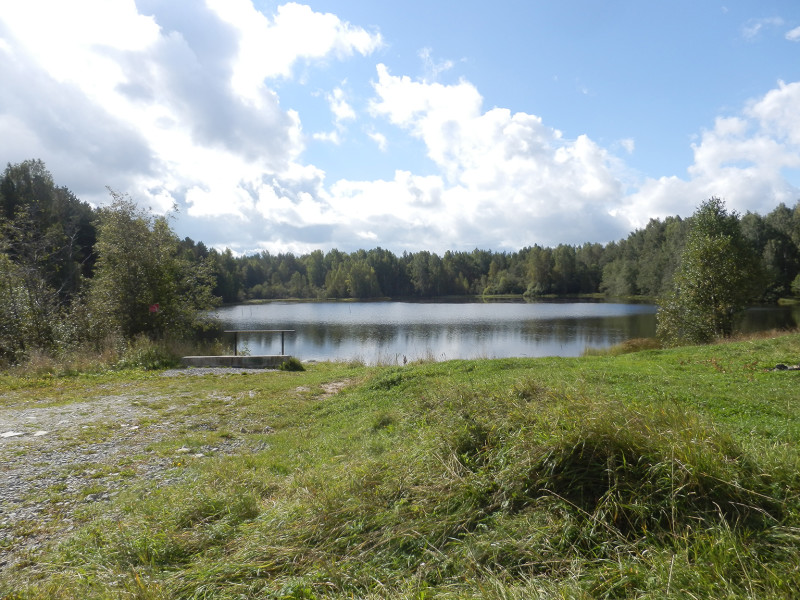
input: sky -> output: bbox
[1,1,800,256]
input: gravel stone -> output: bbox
[0,379,259,571]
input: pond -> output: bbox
[214,300,800,364]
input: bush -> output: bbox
[116,335,181,370]
[279,356,305,371]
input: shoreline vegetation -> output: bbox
[3,162,800,596]
[2,330,800,598]
[3,159,800,367]
[235,292,626,305]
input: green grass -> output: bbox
[3,335,800,598]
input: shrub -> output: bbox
[279,356,305,371]
[116,335,181,370]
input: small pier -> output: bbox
[181,329,296,369]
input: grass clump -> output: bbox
[583,337,663,356]
[279,356,305,371]
[3,335,800,598]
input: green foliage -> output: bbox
[170,199,800,304]
[600,217,689,297]
[657,198,762,345]
[87,190,219,341]
[0,159,96,300]
[6,156,800,367]
[116,335,182,370]
[0,252,57,362]
[279,356,305,371]
[0,160,98,363]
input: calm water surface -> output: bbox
[216,301,800,363]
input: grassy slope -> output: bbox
[3,333,800,599]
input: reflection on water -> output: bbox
[215,301,800,364]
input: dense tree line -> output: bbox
[2,158,800,363]
[207,203,800,304]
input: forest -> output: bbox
[184,199,800,306]
[2,159,800,363]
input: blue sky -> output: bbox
[1,1,799,254]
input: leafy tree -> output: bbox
[87,191,218,340]
[288,271,308,298]
[552,244,579,294]
[346,259,382,298]
[657,198,762,345]
[600,259,637,297]
[304,249,325,290]
[0,160,96,300]
[0,252,58,361]
[210,248,243,303]
[325,263,349,298]
[791,273,800,297]
[0,160,98,362]
[524,245,554,295]
[366,247,408,296]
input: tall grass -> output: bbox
[3,335,800,598]
[3,335,228,376]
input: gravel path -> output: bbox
[0,369,270,571]
[0,368,351,573]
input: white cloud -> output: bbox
[620,83,800,228]
[742,17,784,40]
[367,130,388,151]
[0,1,378,231]
[312,130,342,144]
[619,138,635,154]
[364,65,629,248]
[327,87,356,123]
[787,26,800,41]
[206,0,382,101]
[0,0,159,87]
[419,47,454,82]
[312,87,356,145]
[2,2,799,255]
[747,80,800,145]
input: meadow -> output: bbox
[2,332,800,599]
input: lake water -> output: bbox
[214,300,800,363]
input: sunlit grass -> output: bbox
[3,334,800,598]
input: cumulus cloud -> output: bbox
[619,83,800,228]
[367,130,388,151]
[1,2,799,255]
[787,26,800,41]
[327,87,356,123]
[206,0,383,99]
[361,64,629,249]
[312,86,356,144]
[419,47,455,82]
[0,0,382,245]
